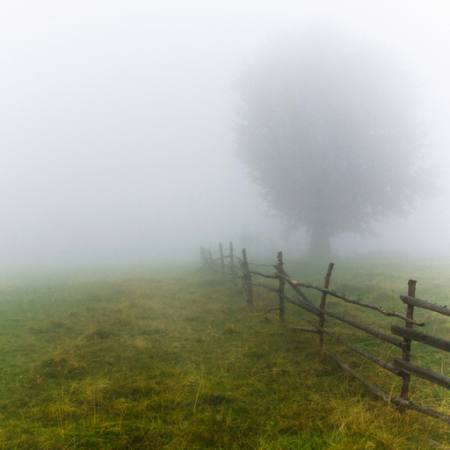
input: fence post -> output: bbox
[276,251,286,322]
[318,262,334,352]
[241,248,254,309]
[207,249,214,271]
[229,242,235,279]
[219,243,225,274]
[399,279,417,404]
[200,246,207,266]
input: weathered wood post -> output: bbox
[219,243,225,274]
[399,279,417,404]
[318,262,334,352]
[241,248,254,309]
[207,249,214,270]
[200,246,207,266]
[276,251,286,322]
[229,242,236,279]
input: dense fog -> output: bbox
[2,1,450,272]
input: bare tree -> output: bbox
[236,31,425,257]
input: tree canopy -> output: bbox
[236,32,424,256]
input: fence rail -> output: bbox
[201,242,450,425]
[391,325,450,352]
[400,295,450,317]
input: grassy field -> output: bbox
[0,259,449,449]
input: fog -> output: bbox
[2,1,450,272]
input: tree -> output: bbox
[236,31,424,257]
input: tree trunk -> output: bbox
[308,227,332,259]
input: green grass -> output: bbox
[0,260,449,449]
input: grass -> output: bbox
[0,260,449,449]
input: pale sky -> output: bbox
[2,1,450,270]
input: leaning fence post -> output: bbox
[241,248,253,309]
[399,279,417,404]
[219,243,225,275]
[319,262,334,352]
[229,242,235,279]
[276,251,286,322]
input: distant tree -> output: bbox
[236,31,425,257]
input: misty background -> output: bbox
[2,0,450,272]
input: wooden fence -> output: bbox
[200,243,450,424]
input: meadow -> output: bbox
[0,258,449,449]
